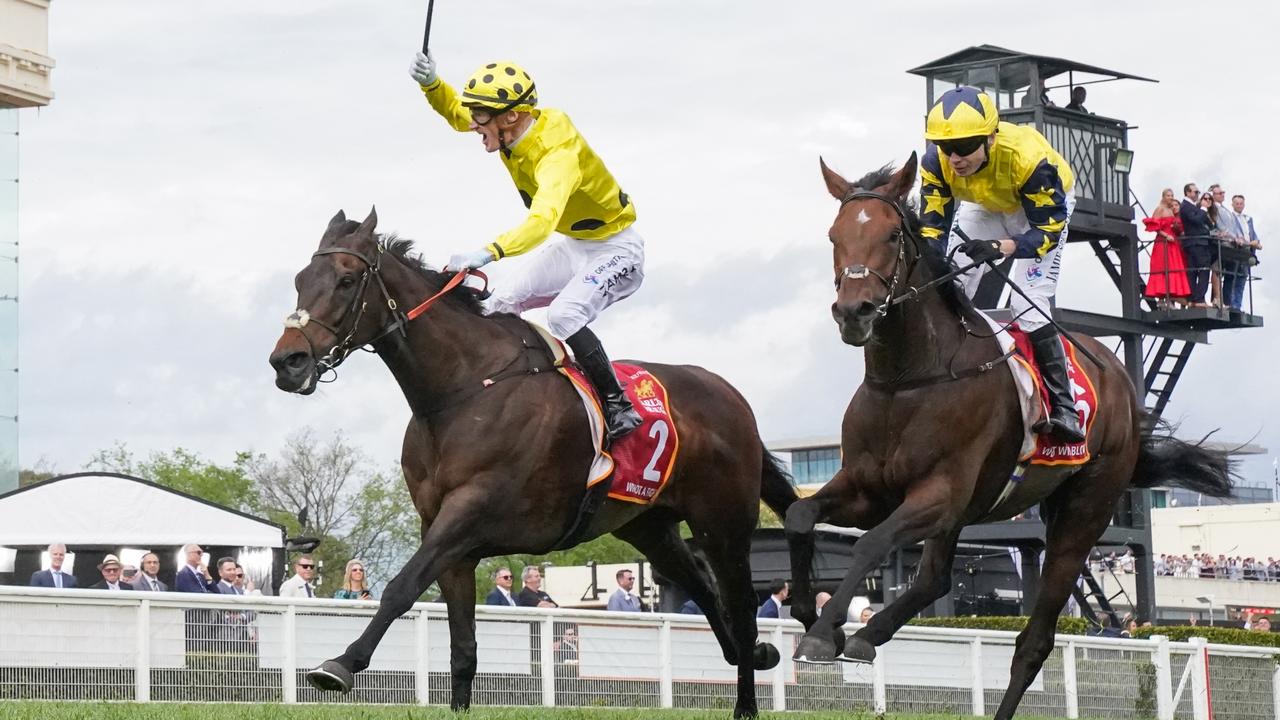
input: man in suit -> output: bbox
[174,543,219,593]
[279,555,318,598]
[29,543,77,589]
[756,578,790,619]
[516,566,557,608]
[606,569,643,612]
[484,566,518,606]
[130,552,168,592]
[1179,182,1216,305]
[90,555,134,590]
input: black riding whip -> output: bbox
[421,0,436,54]
[952,226,1106,369]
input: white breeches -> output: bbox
[946,194,1075,332]
[484,225,645,340]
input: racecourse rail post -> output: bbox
[135,598,151,702]
[415,607,431,705]
[1063,637,1079,719]
[540,614,555,706]
[771,623,786,711]
[970,636,985,716]
[872,642,887,714]
[659,619,674,708]
[1153,634,1174,720]
[283,603,298,703]
[1189,636,1210,720]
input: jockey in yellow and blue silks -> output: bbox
[409,52,642,441]
[919,87,1084,443]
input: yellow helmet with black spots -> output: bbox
[462,61,538,114]
[925,87,999,141]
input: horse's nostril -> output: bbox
[284,352,310,370]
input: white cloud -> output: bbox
[14,0,1279,490]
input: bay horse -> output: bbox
[268,208,795,719]
[784,155,1234,719]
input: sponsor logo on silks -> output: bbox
[1026,263,1044,281]
[582,274,599,285]
[639,396,666,415]
[600,265,636,294]
[634,378,657,400]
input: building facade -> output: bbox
[0,0,55,491]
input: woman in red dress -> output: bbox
[1144,188,1191,309]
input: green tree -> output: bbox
[474,534,644,602]
[242,429,418,597]
[85,443,257,511]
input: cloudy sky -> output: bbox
[15,1,1278,488]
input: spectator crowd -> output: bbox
[1090,548,1280,581]
[1143,183,1262,312]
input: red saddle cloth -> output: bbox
[1007,326,1098,466]
[560,362,681,504]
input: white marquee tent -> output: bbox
[0,472,284,548]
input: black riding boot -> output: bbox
[566,327,643,442]
[1029,325,1086,443]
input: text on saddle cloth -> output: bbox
[558,362,681,505]
[1006,325,1099,467]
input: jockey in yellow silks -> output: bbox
[410,52,642,441]
[919,86,1084,443]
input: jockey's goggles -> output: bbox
[935,136,987,158]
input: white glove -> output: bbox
[446,248,495,271]
[409,51,437,86]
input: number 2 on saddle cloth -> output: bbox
[559,362,680,503]
[1007,327,1099,466]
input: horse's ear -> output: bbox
[820,157,850,201]
[328,209,347,228]
[356,206,378,237]
[884,152,918,203]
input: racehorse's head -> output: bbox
[821,154,918,346]
[269,207,389,394]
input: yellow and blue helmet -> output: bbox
[461,61,538,114]
[924,87,999,141]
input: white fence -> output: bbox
[0,586,1276,718]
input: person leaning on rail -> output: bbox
[409,51,644,443]
[918,86,1084,443]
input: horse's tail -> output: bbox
[760,448,798,520]
[1131,414,1237,498]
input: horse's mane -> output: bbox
[380,233,489,316]
[850,164,981,323]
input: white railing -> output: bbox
[0,586,1275,718]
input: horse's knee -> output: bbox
[784,499,821,536]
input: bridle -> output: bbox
[835,189,920,318]
[835,188,1015,391]
[284,242,481,379]
[836,189,993,319]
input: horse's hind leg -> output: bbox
[437,559,480,711]
[612,515,739,664]
[993,467,1130,720]
[613,514,762,719]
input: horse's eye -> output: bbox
[338,275,356,289]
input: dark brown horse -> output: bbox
[784,156,1234,719]
[268,208,795,719]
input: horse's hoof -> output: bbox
[793,632,838,664]
[843,634,877,663]
[305,659,354,693]
[753,642,781,670]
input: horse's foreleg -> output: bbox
[438,559,480,711]
[306,499,482,692]
[700,528,771,720]
[794,491,949,664]
[784,497,823,631]
[849,530,961,657]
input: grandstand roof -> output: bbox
[0,472,284,548]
